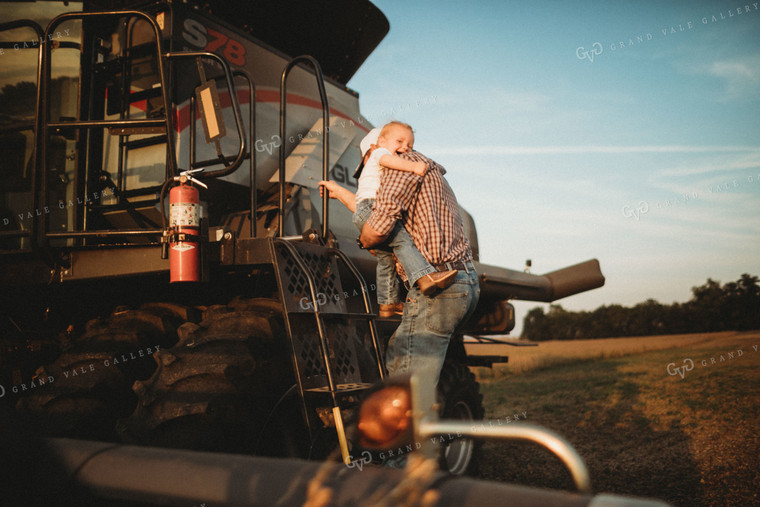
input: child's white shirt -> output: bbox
[355,147,392,202]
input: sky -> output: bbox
[347,0,760,335]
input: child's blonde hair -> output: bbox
[379,121,414,138]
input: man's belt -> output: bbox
[433,259,472,272]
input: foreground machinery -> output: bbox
[0,0,608,490]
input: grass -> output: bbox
[474,331,760,506]
[472,332,727,379]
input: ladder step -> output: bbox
[122,134,167,149]
[305,382,374,394]
[313,311,378,319]
[109,126,165,136]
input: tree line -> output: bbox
[521,274,760,341]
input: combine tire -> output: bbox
[15,304,187,440]
[436,359,484,476]
[118,297,295,455]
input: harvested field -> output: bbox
[475,331,760,506]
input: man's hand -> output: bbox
[359,222,388,249]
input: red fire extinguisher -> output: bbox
[168,173,205,282]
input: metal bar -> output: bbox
[247,72,257,238]
[188,58,200,173]
[0,19,44,39]
[117,16,131,201]
[122,135,168,149]
[165,51,247,179]
[44,10,178,180]
[0,20,43,253]
[34,17,48,252]
[189,92,197,172]
[47,119,166,129]
[46,229,162,238]
[469,335,538,346]
[228,69,257,238]
[419,421,592,494]
[0,40,79,50]
[278,55,330,239]
[186,70,255,187]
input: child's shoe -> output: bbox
[378,302,404,318]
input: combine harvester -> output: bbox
[0,1,666,504]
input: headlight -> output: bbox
[356,384,412,449]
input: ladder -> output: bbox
[271,237,385,464]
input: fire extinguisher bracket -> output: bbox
[167,232,200,243]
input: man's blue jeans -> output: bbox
[385,261,480,384]
[353,199,434,305]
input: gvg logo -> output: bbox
[622,201,649,220]
[576,42,603,62]
[345,451,373,471]
[666,346,753,380]
[299,292,328,310]
[666,358,694,379]
[298,285,377,310]
[254,135,281,155]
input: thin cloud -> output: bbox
[652,151,760,178]
[687,54,760,101]
[645,151,760,196]
[430,145,759,156]
[709,61,757,80]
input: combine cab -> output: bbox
[0,0,605,480]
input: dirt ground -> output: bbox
[474,331,760,507]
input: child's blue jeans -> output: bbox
[353,198,435,305]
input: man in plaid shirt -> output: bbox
[359,150,480,383]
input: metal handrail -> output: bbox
[46,229,162,238]
[277,56,330,240]
[410,372,592,493]
[189,70,254,175]
[166,51,247,179]
[38,10,176,251]
[0,20,44,252]
[420,421,592,493]
[186,68,257,238]
[33,11,247,245]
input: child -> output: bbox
[319,122,456,317]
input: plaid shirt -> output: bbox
[365,151,472,267]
